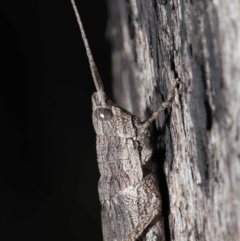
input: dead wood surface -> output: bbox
[107,0,240,240]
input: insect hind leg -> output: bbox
[117,174,163,241]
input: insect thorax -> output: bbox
[92,92,153,203]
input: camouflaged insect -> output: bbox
[70,1,179,240]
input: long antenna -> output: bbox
[70,0,104,92]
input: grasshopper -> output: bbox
[70,1,179,240]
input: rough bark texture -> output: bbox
[107,0,240,240]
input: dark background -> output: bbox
[0,0,111,240]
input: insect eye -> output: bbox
[95,108,113,121]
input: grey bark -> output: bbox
[107,0,240,240]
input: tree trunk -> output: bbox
[107,0,240,240]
